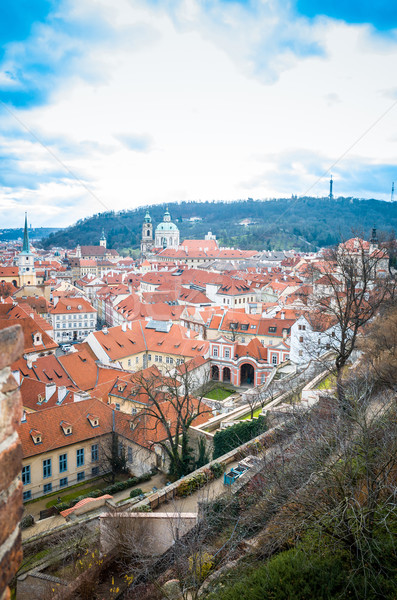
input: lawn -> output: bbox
[204,387,235,401]
[46,484,102,508]
[240,407,263,420]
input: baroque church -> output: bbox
[141,208,180,255]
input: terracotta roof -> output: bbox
[18,398,114,458]
[60,495,113,518]
[50,297,96,314]
[0,312,57,354]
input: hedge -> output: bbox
[213,416,267,459]
[176,462,225,497]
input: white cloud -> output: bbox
[1,0,397,226]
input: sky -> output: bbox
[0,0,397,228]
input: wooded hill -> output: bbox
[39,197,397,252]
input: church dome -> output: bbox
[155,208,179,232]
[155,221,178,231]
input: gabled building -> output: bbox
[50,297,97,344]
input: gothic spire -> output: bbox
[22,212,30,253]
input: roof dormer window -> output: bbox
[87,414,99,427]
[60,421,72,435]
[30,429,42,444]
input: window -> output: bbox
[91,444,98,462]
[148,354,151,361]
[136,356,139,364]
[224,349,230,358]
[23,490,31,501]
[76,448,84,467]
[158,356,162,363]
[213,347,218,357]
[128,446,133,462]
[43,458,52,479]
[268,327,276,333]
[272,355,278,365]
[91,467,99,476]
[299,350,303,356]
[44,483,52,493]
[77,471,85,482]
[128,359,131,366]
[131,407,137,415]
[60,477,68,487]
[59,454,67,473]
[115,403,120,411]
[299,336,303,343]
[22,465,31,485]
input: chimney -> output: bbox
[122,322,127,332]
[45,383,56,401]
[102,326,108,335]
[128,321,132,330]
[57,386,67,404]
[21,410,27,423]
[281,311,285,320]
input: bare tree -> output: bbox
[132,364,212,479]
[362,304,397,390]
[309,237,395,404]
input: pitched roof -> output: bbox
[18,398,114,458]
[50,297,96,314]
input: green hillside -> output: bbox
[39,197,397,252]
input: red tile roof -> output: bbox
[18,398,114,458]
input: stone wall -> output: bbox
[100,512,198,556]
[0,325,24,600]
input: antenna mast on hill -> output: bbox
[391,181,394,202]
[329,175,334,200]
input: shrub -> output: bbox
[126,477,138,487]
[210,462,225,479]
[213,416,267,459]
[131,505,152,512]
[56,502,70,512]
[130,488,143,498]
[20,514,34,529]
[207,547,348,600]
[189,552,214,583]
[90,489,104,498]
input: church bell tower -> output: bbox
[141,211,153,255]
[18,212,36,286]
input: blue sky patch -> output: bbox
[0,0,55,51]
[296,0,397,31]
